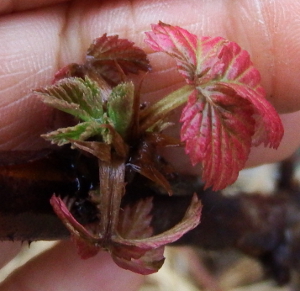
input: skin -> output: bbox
[1,0,300,289]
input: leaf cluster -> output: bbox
[35,32,201,274]
[34,23,283,274]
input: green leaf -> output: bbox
[42,121,102,146]
[107,82,135,137]
[34,77,105,122]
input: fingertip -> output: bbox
[0,241,144,291]
[246,111,300,167]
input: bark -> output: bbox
[0,149,299,284]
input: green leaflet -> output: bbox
[41,121,104,146]
[107,82,135,138]
[35,77,105,122]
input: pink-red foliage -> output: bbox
[145,22,284,190]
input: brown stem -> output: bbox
[97,157,125,241]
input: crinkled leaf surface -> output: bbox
[114,193,202,250]
[35,77,105,122]
[107,82,135,137]
[113,193,201,274]
[112,198,164,274]
[86,34,151,85]
[145,22,197,82]
[50,196,100,259]
[145,22,284,190]
[118,197,153,239]
[50,192,201,275]
[180,88,255,190]
[39,28,205,275]
[42,121,103,146]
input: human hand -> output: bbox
[0,241,144,290]
[1,0,300,289]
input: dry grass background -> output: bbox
[138,247,289,291]
[0,163,296,290]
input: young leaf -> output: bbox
[118,197,153,240]
[86,34,151,85]
[50,190,201,274]
[112,193,201,274]
[107,82,135,137]
[113,193,201,253]
[41,121,103,146]
[145,22,284,190]
[34,77,105,122]
[145,22,197,82]
[112,247,165,275]
[39,30,205,276]
[50,195,101,259]
[53,63,87,83]
[181,88,255,189]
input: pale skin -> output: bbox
[1,0,300,289]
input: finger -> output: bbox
[58,0,300,167]
[0,0,69,15]
[73,0,300,113]
[0,241,144,291]
[0,4,67,150]
[1,0,300,165]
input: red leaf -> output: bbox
[145,22,197,82]
[115,193,201,250]
[54,34,150,86]
[50,194,199,274]
[50,195,100,259]
[112,247,165,275]
[53,63,86,83]
[220,82,283,148]
[86,34,151,85]
[146,23,284,190]
[111,198,164,274]
[212,39,283,148]
[112,194,201,274]
[118,197,153,240]
[181,88,255,190]
[71,235,100,260]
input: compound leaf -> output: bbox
[86,34,151,85]
[146,22,284,190]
